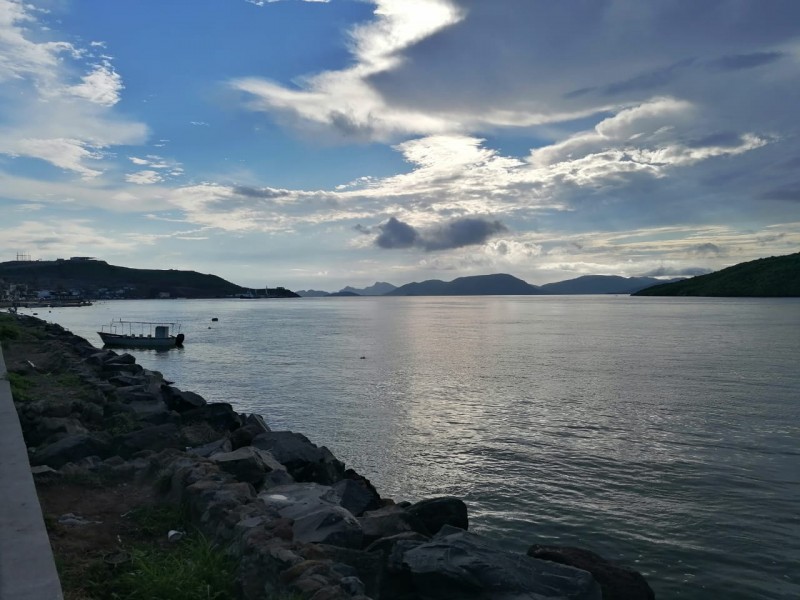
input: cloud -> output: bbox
[689,242,723,256]
[231,0,465,140]
[374,216,507,251]
[0,219,139,256]
[125,170,163,185]
[246,0,328,5]
[643,266,712,277]
[710,52,784,71]
[0,0,145,178]
[66,60,123,106]
[375,217,419,248]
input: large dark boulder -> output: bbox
[292,506,363,548]
[358,505,428,547]
[180,403,242,431]
[115,423,183,458]
[30,433,112,468]
[162,385,208,412]
[333,478,382,517]
[252,431,345,484]
[391,526,602,600]
[258,483,362,548]
[211,446,288,487]
[528,545,655,600]
[405,497,468,535]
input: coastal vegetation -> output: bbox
[634,252,800,297]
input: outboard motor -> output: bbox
[175,333,185,347]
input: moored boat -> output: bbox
[98,319,184,349]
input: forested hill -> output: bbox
[0,259,297,298]
[633,252,800,297]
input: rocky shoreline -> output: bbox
[6,314,654,600]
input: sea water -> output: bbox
[39,296,800,599]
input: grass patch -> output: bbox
[53,372,85,388]
[105,412,143,436]
[56,504,237,600]
[0,318,21,349]
[5,371,33,402]
[74,531,236,600]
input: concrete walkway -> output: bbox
[0,348,63,600]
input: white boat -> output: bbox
[98,319,184,349]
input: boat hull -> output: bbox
[97,332,178,349]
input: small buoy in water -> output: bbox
[211,317,219,322]
[360,356,366,359]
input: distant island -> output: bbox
[633,252,800,297]
[299,274,679,297]
[0,257,299,301]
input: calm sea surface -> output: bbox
[37,296,800,599]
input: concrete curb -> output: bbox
[0,348,63,600]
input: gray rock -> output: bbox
[245,413,270,433]
[115,423,183,458]
[528,545,654,600]
[333,478,382,517]
[162,385,208,412]
[35,417,88,445]
[181,402,242,431]
[395,526,602,600]
[365,531,430,556]
[211,446,287,487]
[359,505,427,546]
[259,483,342,520]
[30,434,112,468]
[126,399,174,424]
[188,437,233,458]
[104,362,144,376]
[252,431,345,484]
[316,545,385,598]
[292,505,363,548]
[230,423,263,450]
[108,374,145,387]
[406,496,468,535]
[113,353,137,364]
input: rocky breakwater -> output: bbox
[8,314,655,600]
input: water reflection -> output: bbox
[38,296,800,600]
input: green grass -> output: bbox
[0,317,21,349]
[58,505,237,600]
[109,533,236,600]
[5,371,33,402]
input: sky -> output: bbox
[1,0,799,291]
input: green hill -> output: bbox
[0,259,298,299]
[633,252,800,297]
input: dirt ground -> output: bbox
[2,319,167,599]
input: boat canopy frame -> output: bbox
[100,319,182,339]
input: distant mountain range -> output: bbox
[633,252,800,297]
[298,274,679,297]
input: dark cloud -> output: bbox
[232,186,289,199]
[710,52,784,71]
[374,217,508,251]
[686,132,744,148]
[644,266,712,277]
[375,217,420,249]
[761,186,800,202]
[602,59,695,96]
[689,242,723,256]
[422,218,508,251]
